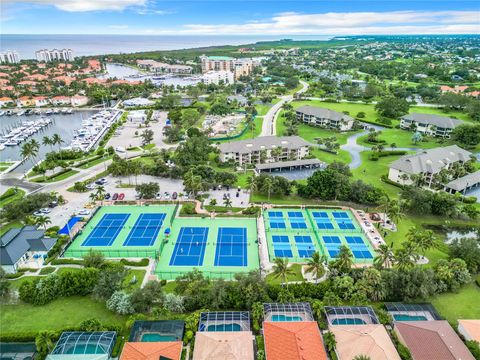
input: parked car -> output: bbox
[164,192,171,200]
[135,194,142,200]
[112,193,119,201]
[86,184,96,190]
[118,193,125,200]
[104,193,111,200]
[95,178,107,185]
[33,211,43,216]
[78,209,90,216]
[48,201,58,208]
[155,193,162,200]
[40,208,51,214]
[172,192,178,200]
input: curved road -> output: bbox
[260,80,309,137]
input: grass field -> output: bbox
[0,296,126,334]
[265,263,304,284]
[77,155,113,169]
[0,188,25,208]
[356,129,451,150]
[431,283,480,325]
[0,221,23,236]
[33,169,80,183]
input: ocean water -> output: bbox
[0,34,331,59]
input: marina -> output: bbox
[0,117,54,150]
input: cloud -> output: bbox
[136,9,175,15]
[175,10,480,35]
[109,24,129,29]
[11,0,147,12]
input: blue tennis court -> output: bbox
[288,212,307,229]
[269,219,286,229]
[345,236,364,244]
[294,235,315,257]
[214,227,247,267]
[169,227,208,266]
[81,213,129,247]
[333,212,350,219]
[336,219,356,230]
[268,211,283,218]
[272,235,293,257]
[123,213,166,246]
[312,211,329,218]
[315,219,334,229]
[323,235,342,258]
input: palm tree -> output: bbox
[89,192,98,204]
[271,147,282,162]
[272,257,293,287]
[374,243,395,269]
[335,245,354,274]
[246,175,257,195]
[223,196,232,208]
[35,215,51,230]
[394,245,417,271]
[35,331,55,355]
[95,185,106,204]
[261,177,274,200]
[51,133,64,159]
[416,230,437,258]
[42,136,53,151]
[305,251,326,282]
[323,331,336,354]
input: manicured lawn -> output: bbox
[266,263,304,284]
[162,281,178,293]
[431,283,480,325]
[292,100,379,123]
[0,296,126,334]
[0,188,25,208]
[123,269,146,292]
[357,129,452,150]
[77,155,113,169]
[0,221,23,236]
[233,116,263,141]
[33,169,80,183]
[255,104,272,116]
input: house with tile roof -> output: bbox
[388,145,473,187]
[192,332,254,360]
[458,320,480,343]
[120,342,182,360]
[394,321,475,360]
[329,324,401,360]
[400,113,463,138]
[0,226,55,273]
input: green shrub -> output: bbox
[50,258,85,266]
[5,272,23,279]
[180,203,196,215]
[39,267,56,275]
[120,258,149,267]
[463,196,478,204]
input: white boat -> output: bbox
[17,110,25,116]
[4,140,19,146]
[0,144,5,151]
[0,111,5,116]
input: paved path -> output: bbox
[260,80,309,137]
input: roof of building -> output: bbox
[202,56,234,61]
[0,226,54,265]
[120,342,182,360]
[219,136,311,154]
[192,331,254,360]
[401,113,463,129]
[295,105,353,122]
[330,324,401,360]
[445,170,480,191]
[255,158,323,171]
[263,321,327,360]
[394,321,475,360]
[458,320,480,342]
[389,145,472,174]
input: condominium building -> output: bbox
[0,50,20,64]
[218,136,311,166]
[200,55,257,80]
[388,145,473,187]
[400,113,463,138]
[35,48,75,62]
[136,59,192,74]
[295,105,354,131]
[202,70,234,85]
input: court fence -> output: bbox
[65,249,159,259]
[155,270,246,281]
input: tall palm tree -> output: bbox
[335,245,354,274]
[42,136,53,151]
[416,230,437,258]
[223,197,232,208]
[374,243,395,269]
[305,251,326,282]
[95,185,106,204]
[261,177,274,200]
[51,133,64,159]
[89,192,98,203]
[35,215,51,230]
[272,257,294,287]
[394,246,417,271]
[35,331,55,355]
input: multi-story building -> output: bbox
[400,113,463,138]
[0,50,20,64]
[202,71,234,85]
[388,145,473,187]
[136,60,192,74]
[200,55,256,80]
[295,105,354,131]
[35,48,75,62]
[218,136,311,166]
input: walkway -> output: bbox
[259,80,309,137]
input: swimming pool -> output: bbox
[271,315,303,322]
[207,323,241,331]
[331,318,366,325]
[393,314,427,321]
[140,333,179,342]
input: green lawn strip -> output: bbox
[123,269,146,292]
[142,144,156,150]
[33,169,80,183]
[431,283,480,326]
[204,205,244,213]
[0,188,26,208]
[0,296,126,335]
[161,281,178,293]
[0,221,23,236]
[255,104,272,116]
[77,155,113,169]
[356,129,451,149]
[265,263,304,284]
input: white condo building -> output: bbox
[35,49,75,62]
[200,55,257,80]
[0,51,20,64]
[202,70,235,85]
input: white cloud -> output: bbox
[109,24,129,29]
[13,0,147,12]
[175,10,480,35]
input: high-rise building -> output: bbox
[0,50,20,64]
[35,49,75,62]
[200,55,257,80]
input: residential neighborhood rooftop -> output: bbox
[218,136,311,154]
[192,331,254,360]
[295,105,354,121]
[401,113,464,129]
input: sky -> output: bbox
[1,0,479,35]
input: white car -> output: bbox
[40,208,51,214]
[78,209,90,216]
[116,146,126,153]
[33,211,43,216]
[155,193,162,200]
[86,184,96,190]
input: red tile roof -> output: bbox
[119,342,182,360]
[263,322,328,360]
[395,321,475,360]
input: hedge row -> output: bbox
[120,258,149,267]
[369,150,407,161]
[74,155,102,168]
[381,175,405,189]
[357,118,394,128]
[50,258,85,266]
